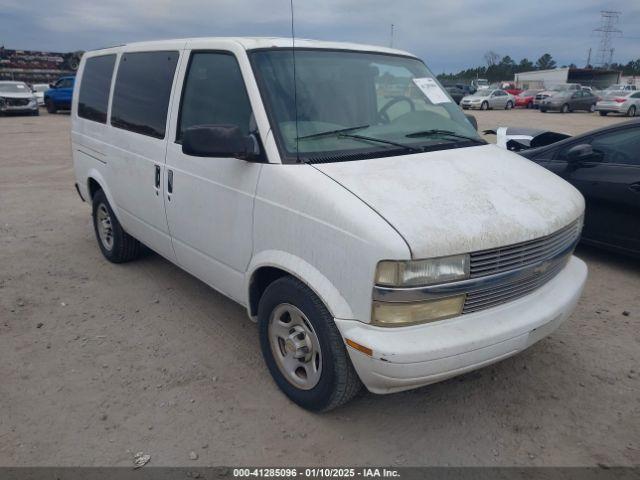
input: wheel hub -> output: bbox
[268,304,322,390]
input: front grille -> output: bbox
[469,220,581,278]
[6,98,30,107]
[461,219,582,314]
[463,257,568,313]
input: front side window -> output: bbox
[249,49,481,163]
[57,78,74,89]
[591,128,640,166]
[178,52,253,141]
[111,51,179,139]
[78,55,116,123]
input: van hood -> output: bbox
[312,144,584,259]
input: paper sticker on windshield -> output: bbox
[16,84,25,89]
[412,78,450,104]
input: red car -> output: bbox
[515,90,540,108]
[500,82,523,96]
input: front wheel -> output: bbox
[505,101,513,110]
[92,190,141,263]
[599,111,608,116]
[589,104,596,113]
[480,101,488,111]
[561,103,570,114]
[45,99,57,114]
[627,105,636,117]
[259,276,362,411]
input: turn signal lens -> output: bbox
[372,295,465,326]
[375,255,469,287]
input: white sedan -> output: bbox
[460,89,515,110]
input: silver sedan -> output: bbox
[460,89,515,110]
[596,90,640,117]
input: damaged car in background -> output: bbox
[491,120,640,257]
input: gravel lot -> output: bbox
[1,110,638,467]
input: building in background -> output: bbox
[0,47,83,84]
[515,67,621,89]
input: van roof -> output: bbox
[93,37,415,58]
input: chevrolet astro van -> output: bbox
[71,38,587,411]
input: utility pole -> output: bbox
[593,10,622,68]
[389,24,394,48]
[586,47,592,67]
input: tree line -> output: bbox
[437,51,640,83]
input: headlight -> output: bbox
[372,295,466,326]
[375,255,469,287]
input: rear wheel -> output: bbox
[627,105,636,117]
[561,104,570,114]
[505,101,513,110]
[259,276,362,411]
[540,108,547,113]
[92,190,141,263]
[45,99,57,114]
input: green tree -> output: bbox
[536,53,557,70]
[517,58,535,72]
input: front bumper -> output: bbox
[336,256,587,394]
[0,103,38,114]
[460,102,482,110]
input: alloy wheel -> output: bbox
[96,203,114,251]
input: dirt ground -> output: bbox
[0,109,638,467]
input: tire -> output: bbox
[45,99,57,114]
[561,104,569,114]
[526,102,531,109]
[31,109,39,116]
[599,111,608,116]
[92,189,141,263]
[480,101,488,111]
[505,101,513,110]
[258,276,362,412]
[589,104,596,113]
[540,108,547,113]
[627,105,636,117]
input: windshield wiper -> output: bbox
[297,124,370,140]
[298,126,420,153]
[405,129,486,144]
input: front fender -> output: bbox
[246,250,353,320]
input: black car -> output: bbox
[520,119,640,257]
[445,86,465,104]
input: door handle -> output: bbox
[630,182,640,193]
[167,169,174,194]
[154,165,161,189]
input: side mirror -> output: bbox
[465,114,478,131]
[182,125,259,160]
[566,144,595,163]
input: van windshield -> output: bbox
[249,49,482,163]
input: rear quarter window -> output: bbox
[110,51,179,139]
[78,55,116,124]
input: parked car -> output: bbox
[515,89,540,108]
[605,84,637,92]
[31,83,49,106]
[0,81,39,116]
[471,78,489,90]
[500,81,523,96]
[596,91,640,117]
[460,89,515,110]
[44,76,75,113]
[445,86,465,104]
[539,89,598,113]
[520,120,640,257]
[72,38,586,411]
[533,84,582,108]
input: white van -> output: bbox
[72,38,587,411]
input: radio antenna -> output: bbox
[290,0,300,162]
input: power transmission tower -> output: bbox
[593,10,622,68]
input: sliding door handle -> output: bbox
[167,169,174,194]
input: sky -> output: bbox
[1,0,639,73]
